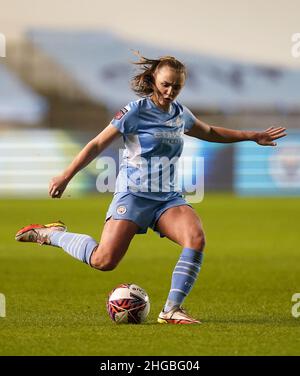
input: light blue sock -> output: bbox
[49,231,98,265]
[164,248,204,312]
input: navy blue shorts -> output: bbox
[105,192,191,236]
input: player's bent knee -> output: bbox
[91,255,119,271]
[185,230,206,251]
[98,261,118,272]
[90,250,120,271]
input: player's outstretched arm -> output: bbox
[186,118,287,145]
[49,124,121,198]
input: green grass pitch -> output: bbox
[0,193,299,356]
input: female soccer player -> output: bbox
[15,55,286,324]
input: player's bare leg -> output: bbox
[155,205,205,324]
[156,205,205,250]
[90,218,139,271]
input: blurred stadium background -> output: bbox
[1,4,300,198]
[1,0,300,356]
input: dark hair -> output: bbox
[131,52,187,97]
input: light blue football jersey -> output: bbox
[111,97,196,201]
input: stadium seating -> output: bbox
[0,64,47,124]
[26,29,300,112]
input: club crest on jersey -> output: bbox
[165,116,183,127]
[116,205,127,215]
[114,107,129,120]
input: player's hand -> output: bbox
[49,175,70,198]
[255,127,287,146]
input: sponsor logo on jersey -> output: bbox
[114,107,129,120]
[116,205,127,215]
[154,130,183,138]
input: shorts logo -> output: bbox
[114,107,128,120]
[117,205,127,215]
